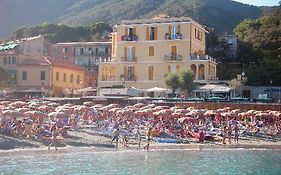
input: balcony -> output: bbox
[121,56,137,62]
[120,74,137,81]
[121,35,138,41]
[165,33,182,40]
[75,51,111,57]
[190,54,216,62]
[164,54,182,61]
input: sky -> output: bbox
[234,0,280,6]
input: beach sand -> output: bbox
[1,127,281,153]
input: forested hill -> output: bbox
[0,0,275,38]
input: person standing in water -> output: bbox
[143,127,152,151]
[48,124,58,151]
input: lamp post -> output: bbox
[270,80,272,100]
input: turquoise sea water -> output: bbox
[0,148,281,175]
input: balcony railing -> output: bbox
[190,55,216,62]
[121,56,137,62]
[121,35,138,41]
[165,33,182,40]
[75,51,111,57]
[120,74,137,81]
[164,54,182,61]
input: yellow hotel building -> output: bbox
[99,16,217,89]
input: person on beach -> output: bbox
[222,125,227,144]
[227,124,232,144]
[135,127,142,148]
[48,124,58,151]
[143,127,152,151]
[110,128,121,147]
[234,124,239,144]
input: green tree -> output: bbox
[164,73,180,97]
[178,71,195,97]
[0,67,11,88]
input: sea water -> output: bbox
[0,148,281,175]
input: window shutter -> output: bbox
[176,65,180,71]
[168,65,171,73]
[133,27,136,35]
[168,26,172,34]
[154,27,158,40]
[178,25,181,33]
[125,28,128,36]
[146,27,149,40]
[132,47,136,59]
[123,66,127,76]
[124,47,127,61]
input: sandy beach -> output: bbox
[1,126,281,153]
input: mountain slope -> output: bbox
[0,0,273,38]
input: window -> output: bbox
[149,46,154,57]
[56,72,59,81]
[22,71,27,80]
[40,71,46,81]
[11,57,16,64]
[95,48,99,55]
[3,57,7,64]
[148,66,154,80]
[63,73,66,82]
[77,75,80,84]
[105,47,109,54]
[7,70,16,84]
[63,56,68,60]
[80,48,84,55]
[70,74,74,83]
[195,28,202,40]
[62,48,68,53]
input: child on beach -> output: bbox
[143,127,152,151]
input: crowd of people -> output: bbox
[0,100,281,150]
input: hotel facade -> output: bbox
[98,16,217,89]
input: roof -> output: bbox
[0,43,18,51]
[46,57,85,71]
[55,42,111,46]
[18,57,51,66]
[117,16,208,33]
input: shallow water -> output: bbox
[0,148,281,175]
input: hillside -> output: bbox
[0,0,274,38]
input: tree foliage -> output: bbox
[165,71,195,97]
[234,6,281,86]
[8,22,112,43]
[0,67,11,87]
[164,73,180,97]
[179,71,196,97]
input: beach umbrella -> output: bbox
[178,116,196,123]
[133,103,145,108]
[15,108,30,113]
[48,111,67,118]
[83,101,95,107]
[0,101,10,106]
[24,111,48,118]
[2,110,23,117]
[38,105,55,112]
[47,102,59,107]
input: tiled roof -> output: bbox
[17,57,51,66]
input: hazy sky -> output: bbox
[234,0,280,6]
